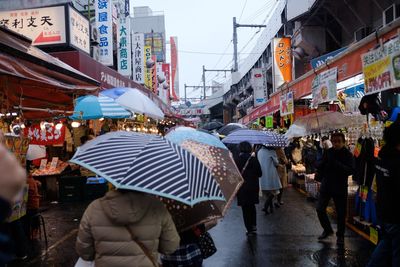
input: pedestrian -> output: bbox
[258,146,282,214]
[302,139,318,174]
[234,141,262,235]
[315,132,355,246]
[276,147,289,206]
[75,189,180,267]
[0,142,27,266]
[367,121,400,267]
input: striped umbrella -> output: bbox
[70,95,131,120]
[222,129,288,147]
[70,131,225,206]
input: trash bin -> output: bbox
[84,177,108,201]
[59,176,87,202]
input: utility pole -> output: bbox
[184,84,223,102]
[202,66,232,99]
[232,16,266,72]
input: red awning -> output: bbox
[0,27,99,119]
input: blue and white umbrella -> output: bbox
[222,129,288,147]
[70,95,131,120]
[70,131,225,206]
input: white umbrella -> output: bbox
[285,124,308,139]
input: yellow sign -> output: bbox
[144,45,152,89]
[369,227,379,245]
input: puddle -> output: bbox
[311,248,363,267]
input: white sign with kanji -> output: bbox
[117,16,131,77]
[133,33,145,84]
[68,6,90,54]
[95,0,113,66]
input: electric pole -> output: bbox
[202,66,232,99]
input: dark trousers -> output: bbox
[241,204,256,232]
[316,192,347,237]
[367,223,400,267]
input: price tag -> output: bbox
[370,227,378,245]
[354,142,362,157]
[39,159,47,170]
[50,157,58,169]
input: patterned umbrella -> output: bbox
[202,121,224,131]
[222,129,288,147]
[70,132,225,206]
[165,127,243,231]
[217,123,247,136]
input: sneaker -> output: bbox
[318,230,334,240]
[336,236,345,246]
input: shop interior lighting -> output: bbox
[55,122,63,130]
[20,123,26,129]
[99,118,104,121]
[71,121,81,128]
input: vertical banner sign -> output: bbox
[133,33,144,84]
[95,0,113,66]
[311,67,338,108]
[170,36,180,100]
[251,68,267,107]
[144,32,165,62]
[156,63,165,102]
[68,6,90,54]
[162,63,171,105]
[361,36,400,95]
[144,45,152,89]
[117,16,131,77]
[152,55,158,94]
[280,91,294,116]
[272,37,292,90]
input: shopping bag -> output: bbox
[75,258,95,267]
[197,232,217,259]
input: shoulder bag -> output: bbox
[125,226,160,267]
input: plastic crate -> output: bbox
[59,176,87,202]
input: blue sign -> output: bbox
[310,47,347,69]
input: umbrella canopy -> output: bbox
[70,95,131,120]
[222,129,288,147]
[285,124,308,139]
[101,88,164,120]
[217,123,247,136]
[291,111,352,134]
[202,121,224,131]
[70,132,225,206]
[165,128,243,231]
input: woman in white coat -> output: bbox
[257,146,282,214]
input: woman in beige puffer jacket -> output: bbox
[76,190,180,267]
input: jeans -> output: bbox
[367,223,400,267]
[316,192,347,237]
[241,204,256,232]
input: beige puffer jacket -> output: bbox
[76,190,180,267]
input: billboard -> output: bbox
[272,37,292,90]
[170,36,180,100]
[0,6,67,46]
[95,0,113,66]
[311,67,338,108]
[144,32,164,62]
[251,68,267,107]
[133,33,145,84]
[117,16,131,77]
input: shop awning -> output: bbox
[0,27,100,119]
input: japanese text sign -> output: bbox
[95,0,113,66]
[133,33,145,84]
[144,45,153,89]
[311,67,338,108]
[68,6,90,54]
[272,37,292,90]
[25,125,65,145]
[144,32,165,62]
[0,6,66,46]
[362,36,400,95]
[251,68,267,107]
[117,16,131,77]
[280,91,294,116]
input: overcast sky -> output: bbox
[131,0,277,100]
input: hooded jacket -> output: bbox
[76,190,180,267]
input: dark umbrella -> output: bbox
[217,123,247,136]
[202,121,224,131]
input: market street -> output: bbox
[9,187,374,267]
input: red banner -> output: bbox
[24,125,65,145]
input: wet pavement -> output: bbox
[9,187,374,267]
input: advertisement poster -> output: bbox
[311,67,338,108]
[25,124,66,145]
[251,68,267,107]
[280,91,294,116]
[133,33,145,83]
[95,0,113,66]
[144,32,164,62]
[272,37,292,90]
[362,36,400,95]
[117,16,131,77]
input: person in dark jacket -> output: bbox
[315,133,355,246]
[367,122,400,267]
[234,141,262,235]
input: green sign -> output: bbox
[266,116,273,128]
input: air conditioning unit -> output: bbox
[383,4,400,26]
[354,27,371,42]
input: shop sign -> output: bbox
[133,33,145,84]
[362,36,400,95]
[310,47,347,68]
[280,91,294,116]
[144,45,153,89]
[272,37,292,90]
[25,125,66,145]
[311,67,338,108]
[266,116,273,128]
[144,32,164,62]
[117,16,131,77]
[95,0,113,66]
[0,6,66,45]
[251,68,267,107]
[152,55,158,94]
[100,71,126,88]
[161,63,171,105]
[68,6,90,54]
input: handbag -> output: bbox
[74,258,95,267]
[197,232,217,259]
[125,226,160,267]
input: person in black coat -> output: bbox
[234,141,262,235]
[367,121,400,267]
[315,132,355,246]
